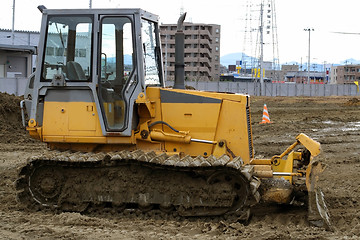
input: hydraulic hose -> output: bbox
[148,121,180,133]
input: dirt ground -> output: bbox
[0,92,359,239]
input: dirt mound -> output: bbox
[0,93,31,143]
[345,97,360,106]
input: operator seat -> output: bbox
[66,61,87,80]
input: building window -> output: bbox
[215,46,219,52]
[215,37,219,43]
[216,28,219,33]
[55,48,65,56]
[46,47,54,56]
[75,48,86,58]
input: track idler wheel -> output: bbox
[29,165,64,207]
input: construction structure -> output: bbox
[331,64,360,84]
[240,0,280,87]
[160,22,221,81]
[281,65,326,84]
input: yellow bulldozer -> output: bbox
[16,6,331,229]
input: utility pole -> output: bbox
[11,0,15,45]
[164,33,168,82]
[323,61,326,84]
[304,28,314,84]
[259,1,264,95]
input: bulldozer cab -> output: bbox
[27,8,163,136]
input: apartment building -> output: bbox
[160,23,221,81]
[331,64,360,84]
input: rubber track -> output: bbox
[15,150,261,218]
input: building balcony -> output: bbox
[198,48,212,56]
[161,38,175,44]
[160,29,211,37]
[163,57,211,68]
[161,38,211,46]
[184,56,210,63]
[162,48,213,61]
[165,66,210,73]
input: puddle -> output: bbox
[321,120,337,125]
[340,122,360,132]
[312,121,360,134]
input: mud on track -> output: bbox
[0,94,359,239]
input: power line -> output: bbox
[331,31,360,35]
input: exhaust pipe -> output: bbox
[174,13,187,89]
[37,5,47,13]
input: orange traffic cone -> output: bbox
[259,104,272,124]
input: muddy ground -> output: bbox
[0,92,359,239]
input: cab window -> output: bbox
[41,15,93,81]
[141,19,162,86]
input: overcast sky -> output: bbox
[0,0,359,64]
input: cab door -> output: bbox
[98,15,136,132]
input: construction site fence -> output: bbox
[166,80,359,97]
[0,78,358,97]
[0,77,27,96]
